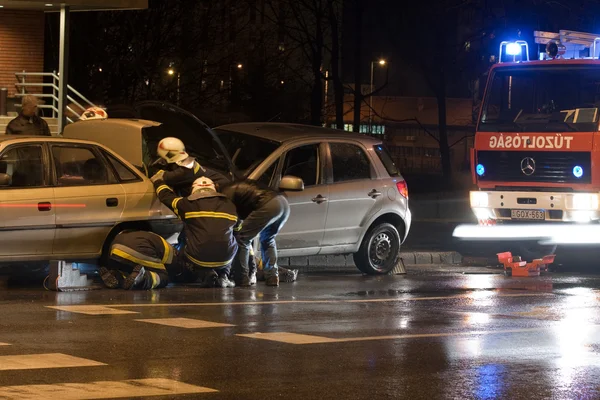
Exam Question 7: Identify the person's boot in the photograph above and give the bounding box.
[123,265,146,290]
[98,267,120,289]
[217,273,235,288]
[248,254,258,285]
[198,269,218,288]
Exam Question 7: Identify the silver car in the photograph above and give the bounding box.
[65,102,412,274]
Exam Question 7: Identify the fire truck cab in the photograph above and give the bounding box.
[469,30,600,256]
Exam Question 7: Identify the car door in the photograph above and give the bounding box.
[322,141,383,247]
[51,143,126,257]
[270,142,329,254]
[0,142,55,258]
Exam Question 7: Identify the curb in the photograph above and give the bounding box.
[279,251,463,273]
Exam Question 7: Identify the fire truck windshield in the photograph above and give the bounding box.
[479,65,600,133]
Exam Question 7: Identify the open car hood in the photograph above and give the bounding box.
[133,101,238,179]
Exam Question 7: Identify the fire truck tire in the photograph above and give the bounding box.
[510,243,557,261]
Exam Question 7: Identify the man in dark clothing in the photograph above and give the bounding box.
[98,230,176,290]
[152,174,238,288]
[6,95,51,136]
[221,180,291,287]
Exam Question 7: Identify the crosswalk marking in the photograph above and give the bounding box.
[46,305,139,315]
[0,353,106,371]
[0,378,217,399]
[135,318,235,329]
[238,328,547,345]
[46,292,553,315]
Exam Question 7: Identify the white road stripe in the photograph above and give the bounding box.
[0,378,217,399]
[238,328,547,345]
[0,353,106,371]
[0,343,10,346]
[46,292,553,314]
[135,318,235,329]
[46,306,139,315]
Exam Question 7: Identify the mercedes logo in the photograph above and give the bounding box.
[520,157,536,175]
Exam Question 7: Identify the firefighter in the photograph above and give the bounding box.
[154,137,230,197]
[221,180,291,287]
[151,173,238,288]
[98,230,176,290]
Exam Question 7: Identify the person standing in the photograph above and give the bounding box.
[6,95,51,136]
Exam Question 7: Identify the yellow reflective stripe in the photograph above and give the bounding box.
[172,197,182,216]
[185,252,233,268]
[185,211,237,222]
[156,185,170,195]
[159,236,171,265]
[110,248,167,270]
[148,271,159,289]
[234,222,243,231]
[194,162,201,174]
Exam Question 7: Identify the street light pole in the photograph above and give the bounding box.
[369,59,386,134]
[176,72,180,106]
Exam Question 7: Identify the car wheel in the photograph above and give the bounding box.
[353,222,401,275]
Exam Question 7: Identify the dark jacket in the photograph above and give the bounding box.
[220,180,281,220]
[6,114,51,136]
[154,179,238,268]
[161,157,230,197]
[111,230,175,269]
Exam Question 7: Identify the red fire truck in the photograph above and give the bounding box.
[467,30,600,258]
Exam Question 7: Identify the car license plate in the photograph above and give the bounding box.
[511,209,545,220]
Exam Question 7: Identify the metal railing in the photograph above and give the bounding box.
[14,71,98,124]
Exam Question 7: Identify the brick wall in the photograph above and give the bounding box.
[0,10,45,98]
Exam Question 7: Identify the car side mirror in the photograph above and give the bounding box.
[0,173,10,186]
[279,175,304,191]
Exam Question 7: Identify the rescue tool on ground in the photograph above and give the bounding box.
[454,29,600,258]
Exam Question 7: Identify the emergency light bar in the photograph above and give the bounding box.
[499,40,530,63]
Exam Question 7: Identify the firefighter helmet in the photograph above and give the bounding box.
[157,137,189,163]
[192,176,216,193]
[80,106,108,120]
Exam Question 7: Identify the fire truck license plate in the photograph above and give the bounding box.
[510,210,545,220]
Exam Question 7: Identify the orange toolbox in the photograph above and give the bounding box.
[496,252,555,277]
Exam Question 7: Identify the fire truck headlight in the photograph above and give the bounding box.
[470,191,489,208]
[573,165,583,178]
[506,42,521,56]
[572,194,599,210]
[476,164,485,176]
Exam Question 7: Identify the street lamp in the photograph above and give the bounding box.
[167,67,180,105]
[370,59,386,134]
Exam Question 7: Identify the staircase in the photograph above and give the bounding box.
[0,113,60,136]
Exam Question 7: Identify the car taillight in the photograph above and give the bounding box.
[396,180,408,198]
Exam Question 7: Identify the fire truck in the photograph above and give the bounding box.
[467,30,600,258]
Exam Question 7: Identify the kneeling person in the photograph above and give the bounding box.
[152,175,238,288]
[99,230,176,290]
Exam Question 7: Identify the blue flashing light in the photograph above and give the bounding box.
[573,165,583,179]
[506,42,521,56]
[476,164,485,176]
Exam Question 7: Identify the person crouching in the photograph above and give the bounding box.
[98,230,176,290]
[151,174,238,288]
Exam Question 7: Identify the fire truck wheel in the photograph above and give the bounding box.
[510,243,557,261]
[353,223,400,275]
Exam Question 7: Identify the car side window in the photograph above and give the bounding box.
[52,146,116,186]
[257,160,278,186]
[102,150,141,182]
[330,143,372,182]
[0,145,45,188]
[281,144,320,187]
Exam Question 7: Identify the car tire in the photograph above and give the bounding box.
[353,222,401,275]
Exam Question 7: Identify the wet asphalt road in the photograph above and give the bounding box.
[1,266,600,399]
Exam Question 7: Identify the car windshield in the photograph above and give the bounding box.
[479,65,600,133]
[214,129,280,177]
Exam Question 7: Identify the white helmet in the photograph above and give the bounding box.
[192,176,216,193]
[157,137,189,164]
[80,106,108,120]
